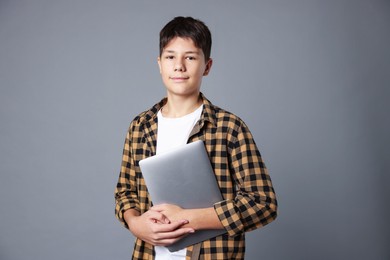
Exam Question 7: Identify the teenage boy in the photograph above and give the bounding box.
[115,16,278,259]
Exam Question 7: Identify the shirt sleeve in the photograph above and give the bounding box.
[213,121,278,236]
[114,124,140,229]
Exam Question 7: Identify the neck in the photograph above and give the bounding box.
[162,93,202,118]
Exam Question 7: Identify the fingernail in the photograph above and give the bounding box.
[189,229,195,233]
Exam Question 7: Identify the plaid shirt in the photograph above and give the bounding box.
[115,94,278,259]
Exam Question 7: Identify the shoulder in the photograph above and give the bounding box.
[127,97,166,129]
[209,103,247,130]
[127,110,147,130]
[204,101,255,144]
[202,94,245,128]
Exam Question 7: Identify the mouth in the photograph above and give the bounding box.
[170,76,189,81]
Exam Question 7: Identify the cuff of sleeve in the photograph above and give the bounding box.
[115,202,133,229]
[214,200,244,237]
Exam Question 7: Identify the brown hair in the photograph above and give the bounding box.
[159,16,212,61]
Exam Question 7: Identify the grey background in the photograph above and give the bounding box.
[0,0,389,259]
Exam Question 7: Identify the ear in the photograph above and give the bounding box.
[203,58,213,76]
[157,56,162,73]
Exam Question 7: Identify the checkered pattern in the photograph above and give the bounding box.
[115,93,278,259]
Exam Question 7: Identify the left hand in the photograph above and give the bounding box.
[151,204,224,231]
[150,204,187,224]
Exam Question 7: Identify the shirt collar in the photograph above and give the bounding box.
[138,92,217,127]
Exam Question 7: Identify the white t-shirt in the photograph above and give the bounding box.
[155,104,203,260]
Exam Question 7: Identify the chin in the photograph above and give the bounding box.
[167,88,200,97]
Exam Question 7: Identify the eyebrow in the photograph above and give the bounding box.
[163,50,200,55]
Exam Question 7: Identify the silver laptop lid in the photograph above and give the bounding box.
[139,140,226,251]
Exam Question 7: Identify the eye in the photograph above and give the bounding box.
[165,55,174,60]
[186,56,196,60]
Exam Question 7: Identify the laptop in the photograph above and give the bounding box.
[139,140,226,252]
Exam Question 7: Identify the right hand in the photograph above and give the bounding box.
[125,209,195,246]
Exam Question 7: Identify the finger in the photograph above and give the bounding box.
[154,219,190,232]
[145,210,170,224]
[152,227,195,245]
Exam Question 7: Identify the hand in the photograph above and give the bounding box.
[151,204,187,223]
[125,209,195,246]
[151,204,225,231]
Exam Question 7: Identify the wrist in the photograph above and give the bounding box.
[124,209,140,231]
[187,207,223,230]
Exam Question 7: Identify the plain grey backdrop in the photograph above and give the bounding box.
[0,0,389,259]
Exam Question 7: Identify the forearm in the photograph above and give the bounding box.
[184,207,224,230]
[123,209,140,230]
[214,192,278,236]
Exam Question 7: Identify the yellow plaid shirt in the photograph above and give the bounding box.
[115,94,278,259]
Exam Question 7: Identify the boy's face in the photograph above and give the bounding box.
[158,37,212,99]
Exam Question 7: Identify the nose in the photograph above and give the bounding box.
[174,59,186,72]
